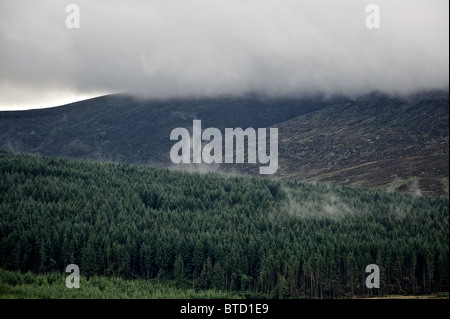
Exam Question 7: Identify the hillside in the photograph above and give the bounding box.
[0,91,448,196]
[0,151,448,298]
[275,91,449,196]
[0,94,337,163]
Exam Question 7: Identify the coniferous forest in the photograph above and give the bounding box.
[0,150,448,298]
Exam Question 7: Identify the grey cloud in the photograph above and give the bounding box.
[0,0,448,108]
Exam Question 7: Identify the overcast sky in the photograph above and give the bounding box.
[0,0,448,110]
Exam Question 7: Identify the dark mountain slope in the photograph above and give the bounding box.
[0,94,338,163]
[0,90,448,196]
[274,91,449,196]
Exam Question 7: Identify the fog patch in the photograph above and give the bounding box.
[282,186,353,220]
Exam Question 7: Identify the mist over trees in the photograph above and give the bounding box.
[0,151,448,298]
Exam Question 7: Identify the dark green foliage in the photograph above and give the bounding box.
[0,268,240,299]
[0,151,448,298]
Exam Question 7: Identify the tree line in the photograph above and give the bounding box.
[0,151,448,298]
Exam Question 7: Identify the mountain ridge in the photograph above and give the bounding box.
[0,90,448,196]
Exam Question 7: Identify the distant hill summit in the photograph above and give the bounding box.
[0,90,448,196]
